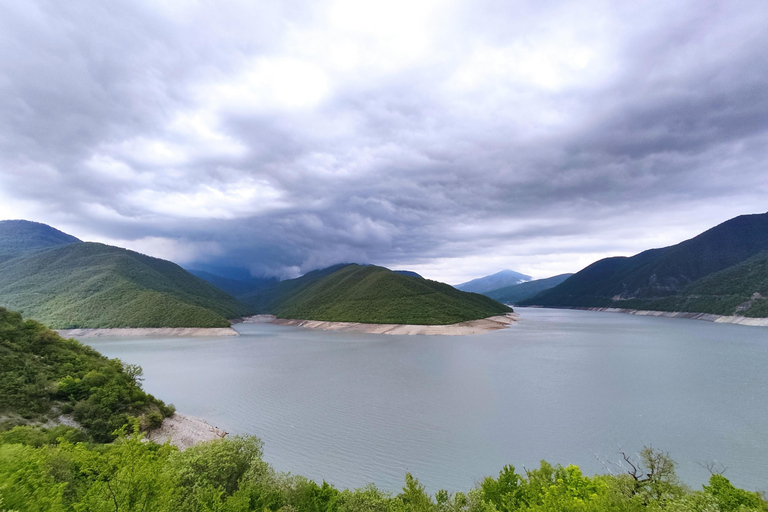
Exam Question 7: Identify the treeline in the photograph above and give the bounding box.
[0,307,174,442]
[0,432,765,512]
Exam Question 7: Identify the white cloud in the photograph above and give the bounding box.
[128,178,286,219]
[203,57,331,113]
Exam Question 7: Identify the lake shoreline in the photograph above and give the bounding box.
[56,327,239,338]
[147,413,227,450]
[242,313,519,335]
[581,307,768,327]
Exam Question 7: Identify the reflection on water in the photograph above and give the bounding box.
[86,308,768,493]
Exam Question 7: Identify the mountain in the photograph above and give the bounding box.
[484,274,573,304]
[0,235,252,328]
[243,263,512,325]
[240,263,351,313]
[188,269,279,297]
[522,212,768,317]
[393,270,423,279]
[455,269,532,294]
[0,219,81,263]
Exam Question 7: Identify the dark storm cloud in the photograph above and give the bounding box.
[1,0,766,282]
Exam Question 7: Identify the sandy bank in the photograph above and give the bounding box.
[56,327,239,338]
[249,313,519,335]
[147,413,227,450]
[587,308,768,327]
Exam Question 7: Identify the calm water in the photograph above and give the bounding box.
[85,308,768,493]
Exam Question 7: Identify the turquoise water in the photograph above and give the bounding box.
[86,308,768,493]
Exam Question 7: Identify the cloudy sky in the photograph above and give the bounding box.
[1,0,766,284]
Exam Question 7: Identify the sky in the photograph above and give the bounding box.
[0,0,766,284]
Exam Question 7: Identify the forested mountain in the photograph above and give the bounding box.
[243,264,512,325]
[522,212,768,317]
[455,269,532,294]
[484,274,573,304]
[0,227,252,328]
[0,219,80,263]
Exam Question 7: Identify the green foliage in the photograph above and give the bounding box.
[0,308,173,441]
[171,436,268,498]
[0,241,252,328]
[703,474,767,512]
[0,435,765,512]
[247,264,511,325]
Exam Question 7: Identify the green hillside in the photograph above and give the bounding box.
[0,219,80,263]
[484,274,573,304]
[613,252,768,317]
[245,264,512,325]
[0,308,173,441]
[0,242,252,328]
[240,263,351,312]
[523,212,768,316]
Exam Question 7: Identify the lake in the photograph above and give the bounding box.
[85,308,768,493]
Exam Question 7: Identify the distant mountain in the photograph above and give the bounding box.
[522,212,768,317]
[484,274,573,304]
[0,219,80,263]
[243,263,512,325]
[455,269,532,294]
[188,269,279,297]
[0,224,252,328]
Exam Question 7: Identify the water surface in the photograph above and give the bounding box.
[86,308,768,493]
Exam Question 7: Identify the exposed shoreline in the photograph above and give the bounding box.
[583,307,768,327]
[244,313,519,335]
[56,327,239,338]
[147,413,227,450]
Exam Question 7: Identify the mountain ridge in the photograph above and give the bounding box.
[0,219,81,263]
[522,212,768,317]
[0,222,252,328]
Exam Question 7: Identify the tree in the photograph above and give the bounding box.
[619,447,685,503]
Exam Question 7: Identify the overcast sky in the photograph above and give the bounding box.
[0,0,766,284]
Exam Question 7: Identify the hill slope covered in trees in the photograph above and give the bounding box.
[0,226,252,328]
[0,308,173,442]
[244,264,512,325]
[522,212,768,317]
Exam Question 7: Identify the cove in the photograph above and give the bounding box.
[85,308,768,493]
